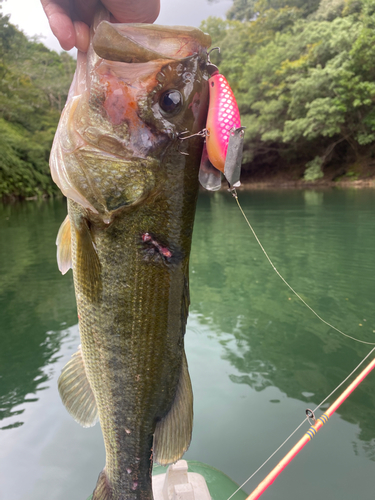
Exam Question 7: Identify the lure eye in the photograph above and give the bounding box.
[159,90,183,116]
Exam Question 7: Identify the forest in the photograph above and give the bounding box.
[1,0,375,199]
[0,9,75,200]
[204,0,375,182]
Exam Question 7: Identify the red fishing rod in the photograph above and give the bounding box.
[245,356,375,500]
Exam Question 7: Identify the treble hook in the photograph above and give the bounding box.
[177,129,208,155]
[179,129,208,141]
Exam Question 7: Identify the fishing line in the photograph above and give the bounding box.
[223,189,375,499]
[312,345,375,413]
[225,344,375,500]
[226,419,307,500]
[157,190,373,499]
[231,190,375,346]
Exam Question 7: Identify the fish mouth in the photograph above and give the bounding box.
[93,21,211,63]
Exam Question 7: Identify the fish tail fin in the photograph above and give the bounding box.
[92,470,113,500]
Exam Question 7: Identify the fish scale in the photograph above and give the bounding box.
[72,213,169,496]
[66,154,198,498]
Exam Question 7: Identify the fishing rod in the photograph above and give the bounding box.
[244,355,375,500]
[219,191,375,500]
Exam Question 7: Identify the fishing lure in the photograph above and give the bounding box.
[202,69,245,190]
[205,72,241,173]
[180,63,245,191]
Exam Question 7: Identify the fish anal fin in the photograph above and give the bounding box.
[58,346,99,428]
[92,470,113,500]
[153,352,193,465]
[56,215,72,275]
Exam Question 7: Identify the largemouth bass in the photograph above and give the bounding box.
[50,12,212,500]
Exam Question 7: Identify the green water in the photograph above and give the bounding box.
[1,189,375,500]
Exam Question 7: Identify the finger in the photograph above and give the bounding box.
[101,0,160,23]
[74,0,100,26]
[74,21,91,52]
[41,0,76,51]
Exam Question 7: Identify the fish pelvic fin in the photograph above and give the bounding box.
[58,346,99,428]
[56,215,72,275]
[153,351,193,465]
[92,470,113,500]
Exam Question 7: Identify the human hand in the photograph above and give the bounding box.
[41,0,160,52]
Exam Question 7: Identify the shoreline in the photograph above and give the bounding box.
[2,177,375,204]
[230,176,375,191]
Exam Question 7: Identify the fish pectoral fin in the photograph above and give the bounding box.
[56,215,72,275]
[58,346,99,428]
[153,351,193,465]
[74,216,101,291]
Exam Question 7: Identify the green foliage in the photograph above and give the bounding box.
[226,0,321,20]
[226,0,257,21]
[0,119,59,198]
[0,14,75,199]
[314,0,347,20]
[201,0,375,177]
[256,0,321,17]
[304,156,324,181]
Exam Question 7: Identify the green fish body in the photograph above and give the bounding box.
[51,13,211,500]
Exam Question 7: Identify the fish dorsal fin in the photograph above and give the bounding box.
[56,215,72,275]
[153,352,193,465]
[58,346,99,428]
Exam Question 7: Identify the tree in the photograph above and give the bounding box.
[226,0,257,21]
[202,0,375,177]
[0,14,75,199]
[226,0,321,21]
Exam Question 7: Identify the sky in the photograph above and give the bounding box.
[3,0,232,56]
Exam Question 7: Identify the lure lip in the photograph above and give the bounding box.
[223,125,245,188]
[207,64,219,76]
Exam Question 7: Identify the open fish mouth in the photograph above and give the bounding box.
[92,21,211,63]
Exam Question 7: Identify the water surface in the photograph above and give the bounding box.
[1,189,375,500]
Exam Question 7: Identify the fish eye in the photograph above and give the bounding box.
[159,90,183,116]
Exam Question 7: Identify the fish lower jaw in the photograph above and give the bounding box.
[102,212,113,225]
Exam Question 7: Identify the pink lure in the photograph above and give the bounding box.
[205,73,241,173]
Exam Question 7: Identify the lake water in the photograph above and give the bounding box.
[1,188,375,500]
